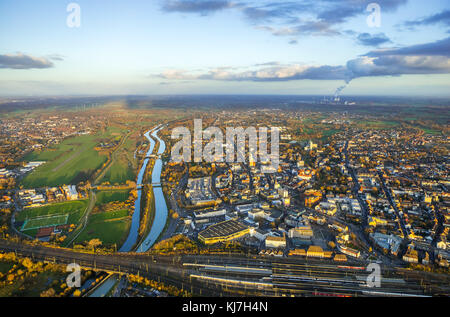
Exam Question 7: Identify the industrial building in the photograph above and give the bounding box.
[198,219,250,244]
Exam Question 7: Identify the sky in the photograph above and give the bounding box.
[0,0,449,97]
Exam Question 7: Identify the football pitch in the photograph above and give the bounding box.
[21,214,69,231]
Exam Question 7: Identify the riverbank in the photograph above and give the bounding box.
[119,126,159,252]
[135,184,156,252]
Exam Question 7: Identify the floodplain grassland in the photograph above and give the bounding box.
[73,209,131,247]
[97,130,140,185]
[20,126,128,188]
[95,189,131,206]
[74,188,133,247]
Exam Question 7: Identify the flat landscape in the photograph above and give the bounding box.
[20,126,129,188]
[95,190,131,206]
[73,209,131,247]
[21,135,107,188]
[97,132,139,185]
[0,0,449,302]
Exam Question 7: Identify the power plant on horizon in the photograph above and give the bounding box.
[319,85,356,105]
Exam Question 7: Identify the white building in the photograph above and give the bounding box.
[265,236,286,249]
[288,225,314,240]
[250,228,269,241]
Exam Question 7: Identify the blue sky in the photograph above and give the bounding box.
[0,0,449,96]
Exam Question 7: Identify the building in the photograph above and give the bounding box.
[194,209,226,219]
[304,189,322,207]
[307,245,325,258]
[63,185,78,200]
[368,216,388,227]
[422,252,430,265]
[250,228,269,241]
[235,203,256,214]
[198,220,249,244]
[334,254,348,262]
[304,140,317,151]
[248,208,282,222]
[265,235,286,249]
[403,248,419,263]
[186,177,219,206]
[316,201,337,216]
[288,249,306,257]
[288,225,314,240]
[338,245,361,258]
[370,232,402,256]
[191,215,226,230]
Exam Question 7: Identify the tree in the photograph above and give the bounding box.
[6,274,14,282]
[40,288,56,297]
[72,289,82,297]
[87,238,102,252]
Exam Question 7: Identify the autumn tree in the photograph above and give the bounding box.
[87,238,102,252]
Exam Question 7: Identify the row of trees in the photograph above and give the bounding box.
[127,274,191,297]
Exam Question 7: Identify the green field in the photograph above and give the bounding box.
[320,128,340,140]
[74,209,131,246]
[355,120,400,129]
[20,127,127,188]
[421,128,442,135]
[21,214,68,231]
[95,190,131,206]
[17,200,88,229]
[97,133,138,184]
[98,161,135,185]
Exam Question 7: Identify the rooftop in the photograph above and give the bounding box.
[199,219,248,239]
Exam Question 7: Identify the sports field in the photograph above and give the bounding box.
[17,200,88,231]
[21,214,69,231]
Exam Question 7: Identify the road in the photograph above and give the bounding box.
[63,189,97,247]
[343,141,369,228]
[342,141,384,259]
[377,170,409,240]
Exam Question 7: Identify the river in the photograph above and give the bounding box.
[119,126,158,252]
[90,125,168,296]
[136,126,168,252]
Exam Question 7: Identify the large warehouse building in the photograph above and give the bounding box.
[198,219,250,244]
